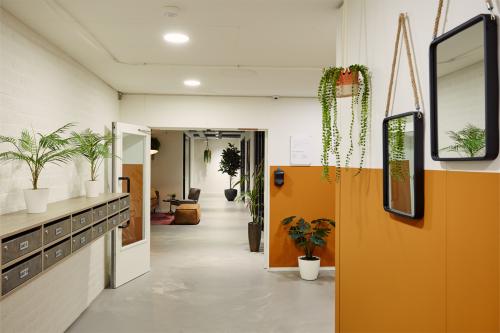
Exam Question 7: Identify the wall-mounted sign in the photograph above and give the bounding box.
[290,135,312,166]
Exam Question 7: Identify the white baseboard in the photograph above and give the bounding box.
[267,266,336,272]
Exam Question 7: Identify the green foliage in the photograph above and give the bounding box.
[281,216,335,260]
[388,117,407,180]
[203,140,211,163]
[236,162,264,224]
[218,143,241,189]
[441,124,486,158]
[0,123,76,189]
[71,129,113,181]
[318,65,371,181]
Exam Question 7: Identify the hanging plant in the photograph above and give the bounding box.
[387,117,407,180]
[203,140,212,163]
[318,64,371,180]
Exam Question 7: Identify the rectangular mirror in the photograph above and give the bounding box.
[430,14,498,160]
[383,112,424,219]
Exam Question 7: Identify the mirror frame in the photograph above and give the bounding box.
[430,14,498,161]
[383,112,424,219]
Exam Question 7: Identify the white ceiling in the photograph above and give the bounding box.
[2,0,340,97]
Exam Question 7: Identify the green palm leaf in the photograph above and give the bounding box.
[0,123,75,189]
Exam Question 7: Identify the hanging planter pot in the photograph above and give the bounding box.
[319,65,371,180]
[336,68,359,98]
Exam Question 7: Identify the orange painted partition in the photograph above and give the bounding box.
[269,166,335,268]
[336,168,499,331]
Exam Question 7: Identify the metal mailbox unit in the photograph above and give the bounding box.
[0,193,130,298]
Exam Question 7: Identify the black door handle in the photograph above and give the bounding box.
[118,220,130,229]
[118,176,130,193]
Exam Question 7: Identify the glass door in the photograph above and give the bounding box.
[111,122,151,288]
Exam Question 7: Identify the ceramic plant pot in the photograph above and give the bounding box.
[23,188,49,213]
[298,256,321,281]
[336,69,359,98]
[85,180,100,198]
[248,222,262,252]
[224,188,237,201]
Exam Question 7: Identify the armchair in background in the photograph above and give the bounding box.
[166,188,201,207]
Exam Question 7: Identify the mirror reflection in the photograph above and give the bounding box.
[436,22,486,158]
[387,114,415,216]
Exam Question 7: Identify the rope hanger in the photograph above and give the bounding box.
[385,13,421,118]
[433,0,496,40]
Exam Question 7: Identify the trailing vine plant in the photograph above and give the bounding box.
[203,140,212,163]
[387,117,407,180]
[318,64,371,180]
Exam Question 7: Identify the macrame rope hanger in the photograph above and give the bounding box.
[385,13,421,118]
[433,0,496,40]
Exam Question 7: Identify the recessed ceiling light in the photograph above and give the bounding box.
[184,79,201,87]
[163,33,189,44]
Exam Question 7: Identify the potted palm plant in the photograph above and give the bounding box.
[281,216,335,280]
[71,129,113,198]
[441,124,486,157]
[218,143,241,201]
[236,163,264,252]
[0,123,76,213]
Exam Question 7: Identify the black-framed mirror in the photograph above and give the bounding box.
[383,112,424,219]
[430,14,498,161]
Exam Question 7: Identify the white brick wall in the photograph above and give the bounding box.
[0,8,118,333]
[0,8,119,215]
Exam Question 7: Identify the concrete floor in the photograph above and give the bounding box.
[68,195,334,333]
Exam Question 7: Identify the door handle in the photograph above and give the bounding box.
[118,220,131,229]
[118,176,130,193]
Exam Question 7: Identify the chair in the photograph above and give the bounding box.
[164,188,201,208]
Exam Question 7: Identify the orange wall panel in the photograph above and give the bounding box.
[336,168,499,331]
[446,171,499,331]
[269,166,335,268]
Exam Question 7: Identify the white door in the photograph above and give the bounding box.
[111,122,151,288]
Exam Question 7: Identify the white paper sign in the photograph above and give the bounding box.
[290,135,312,165]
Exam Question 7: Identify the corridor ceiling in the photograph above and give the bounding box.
[2,0,340,97]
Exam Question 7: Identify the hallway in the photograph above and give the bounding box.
[68,194,334,333]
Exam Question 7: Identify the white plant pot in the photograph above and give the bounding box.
[298,256,321,281]
[85,180,100,198]
[23,188,49,214]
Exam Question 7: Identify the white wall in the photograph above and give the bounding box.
[0,9,118,332]
[191,138,241,195]
[0,9,119,214]
[119,95,327,167]
[337,0,500,173]
[151,130,184,211]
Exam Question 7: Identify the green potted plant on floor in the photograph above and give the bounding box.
[71,129,113,198]
[236,163,264,252]
[281,216,335,280]
[218,143,241,201]
[0,123,76,213]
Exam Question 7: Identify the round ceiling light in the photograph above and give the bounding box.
[184,79,201,87]
[163,32,189,44]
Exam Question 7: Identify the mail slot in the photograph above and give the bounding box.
[2,253,42,295]
[119,209,130,223]
[120,196,130,209]
[108,200,119,215]
[72,209,93,232]
[43,239,71,269]
[92,221,107,239]
[72,228,92,252]
[43,217,71,245]
[2,227,42,265]
[107,213,120,229]
[93,204,107,222]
